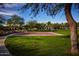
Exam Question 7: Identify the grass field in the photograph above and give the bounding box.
[5,30,79,56]
[54,29,79,35]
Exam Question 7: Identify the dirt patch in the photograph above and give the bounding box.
[15,32,63,36]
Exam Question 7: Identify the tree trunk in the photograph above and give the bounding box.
[65,3,78,55]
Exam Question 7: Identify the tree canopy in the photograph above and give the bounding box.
[7,15,24,26]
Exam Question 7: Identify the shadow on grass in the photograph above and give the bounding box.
[6,45,39,56]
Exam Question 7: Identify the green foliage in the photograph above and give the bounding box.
[24,20,69,31]
[53,29,70,36]
[6,15,25,32]
[7,15,24,26]
[0,15,5,26]
[22,4,65,17]
[25,20,38,31]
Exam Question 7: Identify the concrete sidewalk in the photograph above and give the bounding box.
[0,34,18,56]
[0,36,11,56]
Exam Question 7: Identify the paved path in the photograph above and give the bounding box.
[0,36,11,56]
[0,32,62,56]
[0,34,17,56]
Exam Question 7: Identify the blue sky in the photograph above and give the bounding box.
[19,9,66,23]
[18,8,79,23]
[0,4,79,24]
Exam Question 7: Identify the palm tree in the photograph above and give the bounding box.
[21,3,79,54]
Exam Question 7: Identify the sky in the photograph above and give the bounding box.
[0,3,79,24]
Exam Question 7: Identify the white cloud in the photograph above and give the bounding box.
[0,10,19,16]
[0,4,23,16]
[0,12,15,16]
[4,4,18,8]
[3,4,24,9]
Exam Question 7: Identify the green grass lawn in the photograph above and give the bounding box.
[53,29,70,35]
[54,29,79,36]
[5,29,79,56]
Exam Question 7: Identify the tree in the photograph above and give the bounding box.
[7,15,24,31]
[26,20,38,31]
[65,4,78,54]
[0,15,5,26]
[38,23,46,31]
[52,23,61,30]
[21,3,79,54]
[46,21,53,31]
[0,15,6,35]
[60,23,69,30]
[0,15,6,30]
